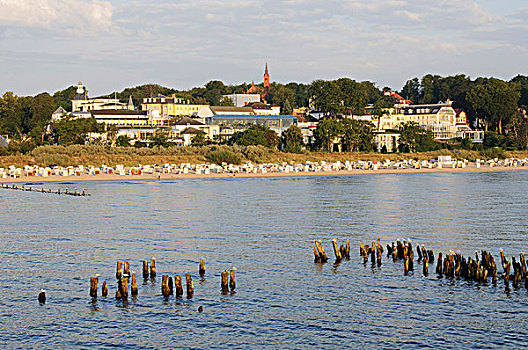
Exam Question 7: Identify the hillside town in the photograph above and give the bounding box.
[40,65,485,153]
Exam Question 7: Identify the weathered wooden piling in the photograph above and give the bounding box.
[186,273,194,298]
[199,257,206,275]
[38,289,46,304]
[142,260,149,278]
[360,241,365,257]
[520,251,527,278]
[436,253,443,275]
[102,281,108,296]
[175,275,183,297]
[332,239,342,262]
[168,276,174,295]
[500,249,507,271]
[230,268,236,290]
[504,261,511,287]
[123,261,130,277]
[345,239,350,260]
[150,258,157,277]
[221,269,229,292]
[116,261,122,279]
[423,256,429,276]
[121,277,129,298]
[313,245,321,263]
[90,276,98,298]
[161,275,171,297]
[417,246,423,261]
[314,240,328,263]
[131,273,138,296]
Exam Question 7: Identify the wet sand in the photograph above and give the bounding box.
[1,164,527,184]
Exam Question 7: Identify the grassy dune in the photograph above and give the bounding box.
[0,145,527,168]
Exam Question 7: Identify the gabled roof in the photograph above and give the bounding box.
[297,114,318,123]
[53,107,67,115]
[180,127,205,134]
[174,117,204,125]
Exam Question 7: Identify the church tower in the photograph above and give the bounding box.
[263,63,270,100]
[263,63,270,92]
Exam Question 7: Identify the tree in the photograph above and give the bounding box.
[53,116,103,145]
[27,93,55,143]
[116,135,131,147]
[149,129,171,147]
[398,122,437,152]
[0,92,23,138]
[400,77,422,103]
[466,78,519,134]
[314,119,343,151]
[229,124,279,148]
[280,125,304,153]
[203,80,228,105]
[191,132,208,146]
[309,80,343,116]
[341,119,375,152]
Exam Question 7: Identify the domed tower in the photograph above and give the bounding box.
[72,81,88,112]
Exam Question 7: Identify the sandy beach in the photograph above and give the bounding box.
[1,164,527,184]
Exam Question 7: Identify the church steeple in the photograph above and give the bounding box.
[263,62,270,96]
[127,95,134,110]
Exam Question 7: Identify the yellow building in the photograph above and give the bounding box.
[141,95,209,123]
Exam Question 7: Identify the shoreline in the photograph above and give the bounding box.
[1,165,527,184]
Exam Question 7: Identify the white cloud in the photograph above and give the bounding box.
[0,0,112,33]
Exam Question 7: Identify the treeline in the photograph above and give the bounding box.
[1,74,528,154]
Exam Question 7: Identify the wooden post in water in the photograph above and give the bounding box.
[131,273,138,296]
[142,260,149,278]
[199,257,206,276]
[102,281,108,296]
[168,276,174,295]
[175,275,183,297]
[360,242,365,257]
[161,275,170,297]
[314,240,328,263]
[423,256,429,277]
[221,270,229,292]
[345,239,350,260]
[230,268,236,291]
[520,251,527,278]
[332,239,342,263]
[150,258,156,277]
[121,277,129,299]
[116,261,122,279]
[313,245,321,263]
[186,273,194,298]
[436,253,443,275]
[90,277,98,298]
[38,289,46,304]
[504,261,511,287]
[123,261,130,277]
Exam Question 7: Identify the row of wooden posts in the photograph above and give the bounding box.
[313,238,350,263]
[1,183,88,196]
[359,237,528,290]
[88,257,237,300]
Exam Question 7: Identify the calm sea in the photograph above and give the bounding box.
[1,171,528,349]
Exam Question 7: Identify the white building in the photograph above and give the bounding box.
[223,93,261,107]
[71,82,130,113]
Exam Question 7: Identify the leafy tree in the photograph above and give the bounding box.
[400,77,421,103]
[466,78,519,134]
[116,135,132,147]
[53,86,77,112]
[27,93,55,142]
[229,124,279,148]
[191,132,209,146]
[314,119,343,151]
[341,119,375,152]
[398,122,437,152]
[0,92,23,138]
[309,80,343,116]
[280,125,304,153]
[203,80,228,105]
[53,116,103,145]
[149,129,171,147]
[269,83,295,113]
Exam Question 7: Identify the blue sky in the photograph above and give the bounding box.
[0,0,527,96]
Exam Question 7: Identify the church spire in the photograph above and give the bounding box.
[263,62,270,98]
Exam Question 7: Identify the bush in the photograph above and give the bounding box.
[205,147,242,165]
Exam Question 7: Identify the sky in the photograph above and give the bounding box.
[0,0,527,96]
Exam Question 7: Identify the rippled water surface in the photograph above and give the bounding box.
[1,171,528,349]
